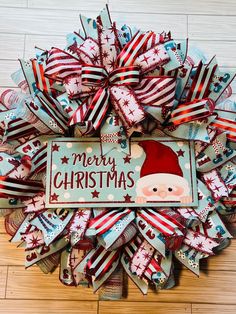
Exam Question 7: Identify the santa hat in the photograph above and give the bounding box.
[136,140,189,192]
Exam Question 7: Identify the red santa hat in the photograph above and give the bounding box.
[136,140,189,192]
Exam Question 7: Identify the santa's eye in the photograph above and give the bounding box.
[168,187,173,192]
[153,188,157,192]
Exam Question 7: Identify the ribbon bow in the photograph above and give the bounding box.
[69,64,144,132]
[45,27,171,134]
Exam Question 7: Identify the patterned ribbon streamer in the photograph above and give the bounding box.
[0,177,44,198]
[169,98,215,126]
[137,208,185,236]
[86,246,120,280]
[88,208,132,236]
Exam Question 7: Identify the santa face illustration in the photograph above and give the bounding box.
[135,140,192,204]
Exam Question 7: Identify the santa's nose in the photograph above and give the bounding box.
[158,190,167,199]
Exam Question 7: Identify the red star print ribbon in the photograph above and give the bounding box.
[183,230,218,254]
[129,239,155,277]
[123,236,165,285]
[69,209,91,246]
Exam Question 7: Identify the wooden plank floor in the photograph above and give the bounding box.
[0,1,236,313]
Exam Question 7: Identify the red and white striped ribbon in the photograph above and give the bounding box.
[81,65,140,86]
[32,58,52,94]
[80,87,110,132]
[30,145,47,175]
[45,47,81,81]
[169,98,215,126]
[134,77,176,107]
[222,189,236,207]
[68,98,90,126]
[36,92,68,133]
[211,114,236,142]
[109,66,140,85]
[137,208,184,236]
[86,246,120,279]
[0,177,44,198]
[88,208,132,235]
[7,118,37,141]
[124,235,142,257]
[69,65,141,131]
[144,256,163,281]
[116,31,153,67]
[186,60,217,102]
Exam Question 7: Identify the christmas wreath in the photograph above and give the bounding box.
[0,6,236,299]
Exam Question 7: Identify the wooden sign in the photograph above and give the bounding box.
[45,137,198,208]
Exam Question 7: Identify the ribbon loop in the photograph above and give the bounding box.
[45,47,81,81]
[168,98,215,126]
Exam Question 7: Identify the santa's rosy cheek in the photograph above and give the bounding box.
[142,186,153,196]
[170,186,184,196]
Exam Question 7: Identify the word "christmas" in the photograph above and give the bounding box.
[53,152,135,190]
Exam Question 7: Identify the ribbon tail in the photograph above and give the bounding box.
[136,215,166,257]
[175,244,205,276]
[44,47,81,81]
[134,77,176,108]
[130,239,154,277]
[60,249,75,286]
[121,237,149,294]
[99,266,123,300]
[183,229,218,255]
[138,208,184,237]
[69,88,109,134]
[100,110,130,155]
[75,87,109,133]
[97,211,135,250]
[85,246,120,289]
[87,208,133,236]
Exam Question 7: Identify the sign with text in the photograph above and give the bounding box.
[45,138,198,208]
